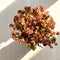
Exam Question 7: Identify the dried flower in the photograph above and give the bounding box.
[9,6,60,50]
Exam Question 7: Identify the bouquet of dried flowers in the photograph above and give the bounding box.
[9,6,60,50]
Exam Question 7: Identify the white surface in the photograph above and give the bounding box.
[21,46,44,60]
[0,0,15,12]
[47,0,60,31]
[0,38,14,50]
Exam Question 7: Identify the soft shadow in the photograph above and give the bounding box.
[31,36,60,60]
[0,41,30,60]
[29,0,57,9]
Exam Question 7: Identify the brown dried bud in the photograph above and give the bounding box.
[56,32,60,35]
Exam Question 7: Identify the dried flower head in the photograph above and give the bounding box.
[9,6,60,50]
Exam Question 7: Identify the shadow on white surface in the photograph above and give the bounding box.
[31,36,60,60]
[0,38,30,60]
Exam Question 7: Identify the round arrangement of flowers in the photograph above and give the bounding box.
[9,6,60,50]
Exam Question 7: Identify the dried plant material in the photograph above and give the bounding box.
[9,6,60,50]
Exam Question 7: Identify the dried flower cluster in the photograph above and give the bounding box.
[9,6,60,50]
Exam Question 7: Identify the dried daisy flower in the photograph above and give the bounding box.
[9,6,60,50]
